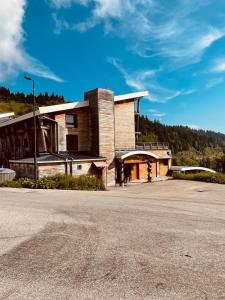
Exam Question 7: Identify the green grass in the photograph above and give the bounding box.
[173,172,225,184]
[0,100,32,116]
[0,174,106,191]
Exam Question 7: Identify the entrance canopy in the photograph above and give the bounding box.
[116,150,159,161]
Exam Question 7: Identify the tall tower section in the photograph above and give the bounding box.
[84,88,115,185]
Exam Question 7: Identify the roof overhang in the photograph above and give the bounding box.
[114,91,149,102]
[116,150,159,160]
[0,101,89,128]
[0,112,14,123]
[0,90,149,128]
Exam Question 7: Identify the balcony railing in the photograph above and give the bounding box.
[136,142,169,150]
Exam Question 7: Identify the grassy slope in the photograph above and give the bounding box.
[0,100,33,116]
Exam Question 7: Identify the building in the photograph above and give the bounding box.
[0,88,172,186]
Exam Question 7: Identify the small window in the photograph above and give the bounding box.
[77,165,82,170]
[66,114,77,128]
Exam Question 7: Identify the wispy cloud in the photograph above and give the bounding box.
[49,0,89,9]
[49,0,225,66]
[210,58,225,74]
[148,109,166,119]
[0,0,63,83]
[108,57,196,103]
[206,77,224,88]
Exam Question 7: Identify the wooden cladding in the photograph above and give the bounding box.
[0,117,57,167]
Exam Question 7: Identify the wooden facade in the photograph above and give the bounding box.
[0,116,57,167]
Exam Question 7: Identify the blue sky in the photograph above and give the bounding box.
[1,0,225,133]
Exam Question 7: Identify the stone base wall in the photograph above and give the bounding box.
[9,161,107,186]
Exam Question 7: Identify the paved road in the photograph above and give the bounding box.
[0,180,225,299]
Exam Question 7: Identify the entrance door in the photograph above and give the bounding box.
[66,135,78,152]
[130,163,140,181]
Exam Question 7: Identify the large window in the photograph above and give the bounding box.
[66,114,77,128]
[66,135,78,152]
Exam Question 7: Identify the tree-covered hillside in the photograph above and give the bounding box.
[138,116,225,153]
[0,86,66,116]
[138,116,225,172]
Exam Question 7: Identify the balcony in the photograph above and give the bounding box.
[136,142,169,150]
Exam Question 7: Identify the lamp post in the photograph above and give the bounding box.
[24,75,37,181]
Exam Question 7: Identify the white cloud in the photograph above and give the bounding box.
[210,58,225,73]
[206,77,224,89]
[49,0,225,66]
[49,0,89,9]
[148,109,166,119]
[0,0,63,83]
[108,57,196,103]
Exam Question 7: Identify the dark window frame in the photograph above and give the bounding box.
[66,114,78,128]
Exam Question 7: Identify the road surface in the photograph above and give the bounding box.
[0,180,224,299]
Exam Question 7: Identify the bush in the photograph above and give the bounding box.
[0,174,106,191]
[173,172,225,184]
[0,180,22,188]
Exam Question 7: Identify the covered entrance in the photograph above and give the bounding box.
[116,150,159,185]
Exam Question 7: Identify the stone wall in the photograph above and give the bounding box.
[85,88,115,186]
[114,100,136,151]
[9,161,107,185]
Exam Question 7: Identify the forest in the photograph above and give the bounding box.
[138,116,225,172]
[1,86,224,172]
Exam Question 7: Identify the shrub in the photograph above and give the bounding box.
[0,180,22,188]
[0,174,106,191]
[173,172,225,184]
[74,175,106,191]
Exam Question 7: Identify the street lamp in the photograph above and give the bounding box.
[24,75,37,181]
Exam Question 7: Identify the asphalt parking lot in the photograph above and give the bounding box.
[0,180,225,299]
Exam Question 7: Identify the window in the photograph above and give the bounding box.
[66,114,77,128]
[66,135,78,152]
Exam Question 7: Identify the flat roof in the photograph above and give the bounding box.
[0,90,148,128]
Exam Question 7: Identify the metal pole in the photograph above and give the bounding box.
[32,80,37,181]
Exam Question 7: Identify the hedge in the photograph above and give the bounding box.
[0,174,106,191]
[173,172,225,184]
